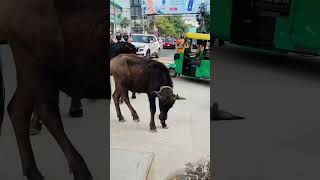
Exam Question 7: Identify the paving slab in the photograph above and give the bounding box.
[110,148,154,180]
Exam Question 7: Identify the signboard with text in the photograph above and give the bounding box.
[142,0,204,15]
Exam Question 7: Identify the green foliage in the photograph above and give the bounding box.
[154,16,188,37]
[196,3,210,33]
[120,17,130,30]
[166,16,189,36]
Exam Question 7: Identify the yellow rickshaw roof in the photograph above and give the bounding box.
[185,32,210,40]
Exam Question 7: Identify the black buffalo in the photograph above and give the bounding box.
[30,42,137,135]
[110,54,186,132]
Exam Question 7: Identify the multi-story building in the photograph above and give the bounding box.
[130,0,144,34]
[110,0,124,36]
[120,0,132,33]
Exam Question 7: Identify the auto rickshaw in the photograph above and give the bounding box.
[168,32,210,80]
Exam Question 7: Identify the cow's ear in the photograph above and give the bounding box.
[175,94,186,100]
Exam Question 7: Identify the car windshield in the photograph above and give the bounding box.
[164,38,174,42]
[132,35,149,43]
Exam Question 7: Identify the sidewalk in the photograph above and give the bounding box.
[110,76,210,180]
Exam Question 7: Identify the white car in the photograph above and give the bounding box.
[131,34,161,58]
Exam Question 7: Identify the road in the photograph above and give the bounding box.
[111,48,210,180]
[154,48,176,65]
[159,48,176,59]
[212,44,320,180]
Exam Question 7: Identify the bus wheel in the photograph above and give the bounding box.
[169,68,177,77]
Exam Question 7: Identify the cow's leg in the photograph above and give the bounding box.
[36,87,92,180]
[121,89,139,122]
[112,83,125,122]
[147,93,157,132]
[131,92,136,99]
[8,91,44,180]
[69,97,83,117]
[30,108,43,136]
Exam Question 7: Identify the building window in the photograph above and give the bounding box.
[131,0,141,6]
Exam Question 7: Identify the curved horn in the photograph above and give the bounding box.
[159,86,173,93]
[152,91,160,96]
[175,94,186,100]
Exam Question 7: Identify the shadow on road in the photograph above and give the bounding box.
[174,76,210,86]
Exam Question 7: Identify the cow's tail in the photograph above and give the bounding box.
[0,53,4,135]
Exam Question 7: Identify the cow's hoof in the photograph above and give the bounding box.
[162,126,169,129]
[133,118,140,122]
[69,108,83,117]
[161,122,168,129]
[119,119,126,122]
[150,129,157,133]
[26,171,44,180]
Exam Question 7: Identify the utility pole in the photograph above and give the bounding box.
[153,15,156,32]
[140,4,145,34]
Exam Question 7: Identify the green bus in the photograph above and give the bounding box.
[211,0,320,56]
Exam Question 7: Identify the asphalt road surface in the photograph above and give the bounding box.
[159,48,176,58]
[212,44,320,180]
[0,45,109,180]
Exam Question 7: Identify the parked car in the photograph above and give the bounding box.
[162,37,176,49]
[131,34,161,58]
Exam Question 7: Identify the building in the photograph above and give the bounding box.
[119,0,132,33]
[130,0,144,34]
[110,0,124,36]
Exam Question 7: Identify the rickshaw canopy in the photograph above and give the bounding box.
[185,32,210,41]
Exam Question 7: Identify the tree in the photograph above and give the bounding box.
[196,3,210,33]
[120,17,130,31]
[167,16,189,37]
[155,17,176,37]
[154,16,188,37]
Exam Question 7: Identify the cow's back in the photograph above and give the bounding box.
[2,0,108,99]
[111,54,169,93]
[110,55,131,79]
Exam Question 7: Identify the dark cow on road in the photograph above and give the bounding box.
[0,0,108,180]
[111,54,186,132]
[30,41,137,135]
